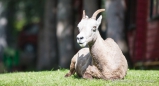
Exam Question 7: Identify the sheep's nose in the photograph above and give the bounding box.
[77,35,84,40]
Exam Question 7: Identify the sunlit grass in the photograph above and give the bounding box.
[0,69,159,86]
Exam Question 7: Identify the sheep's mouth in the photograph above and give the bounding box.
[79,42,83,44]
[78,42,87,47]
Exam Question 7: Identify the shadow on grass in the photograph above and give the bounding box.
[72,74,82,79]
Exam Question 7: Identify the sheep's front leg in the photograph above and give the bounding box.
[65,55,77,77]
[65,65,75,77]
[83,65,103,79]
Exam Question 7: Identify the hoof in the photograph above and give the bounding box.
[83,73,93,79]
[65,73,71,77]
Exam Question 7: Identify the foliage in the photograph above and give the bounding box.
[0,69,159,86]
[0,0,44,33]
[3,47,19,68]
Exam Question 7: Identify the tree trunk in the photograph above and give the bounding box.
[83,0,100,17]
[0,1,7,60]
[57,0,75,68]
[105,0,132,68]
[105,0,128,53]
[37,0,58,70]
[6,0,16,48]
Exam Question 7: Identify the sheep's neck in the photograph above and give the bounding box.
[88,31,100,47]
[88,31,103,50]
[88,31,105,71]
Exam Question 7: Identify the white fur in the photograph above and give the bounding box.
[76,9,128,80]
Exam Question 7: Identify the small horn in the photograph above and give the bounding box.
[82,10,86,19]
[91,9,105,19]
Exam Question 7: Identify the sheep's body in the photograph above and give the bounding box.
[76,9,128,80]
[84,32,128,80]
[65,48,92,77]
[65,38,127,80]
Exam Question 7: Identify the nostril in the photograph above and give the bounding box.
[80,37,84,40]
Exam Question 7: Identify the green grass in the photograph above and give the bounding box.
[0,69,159,86]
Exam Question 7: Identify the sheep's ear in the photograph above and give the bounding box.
[96,15,102,27]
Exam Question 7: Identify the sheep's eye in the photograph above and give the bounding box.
[92,26,96,32]
[93,26,96,28]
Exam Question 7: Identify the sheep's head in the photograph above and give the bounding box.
[77,9,105,47]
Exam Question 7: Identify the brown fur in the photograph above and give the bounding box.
[65,37,128,80]
[83,32,128,80]
[66,9,128,80]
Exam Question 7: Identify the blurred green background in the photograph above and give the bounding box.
[0,0,159,72]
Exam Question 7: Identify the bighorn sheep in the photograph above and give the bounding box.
[76,9,128,80]
[65,48,92,77]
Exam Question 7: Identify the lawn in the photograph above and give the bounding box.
[0,69,159,86]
